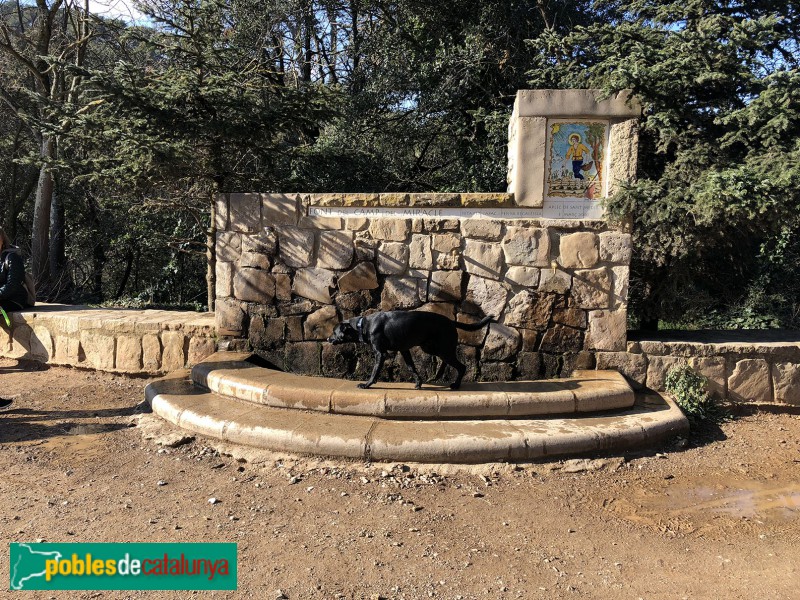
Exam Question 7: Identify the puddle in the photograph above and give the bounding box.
[660,482,800,520]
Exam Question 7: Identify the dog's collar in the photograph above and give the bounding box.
[356,316,368,343]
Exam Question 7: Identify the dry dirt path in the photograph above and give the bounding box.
[0,359,798,599]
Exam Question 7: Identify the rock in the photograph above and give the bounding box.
[409,234,434,269]
[460,219,503,240]
[772,362,800,405]
[504,290,555,331]
[418,302,456,320]
[354,238,377,262]
[215,261,233,298]
[274,273,292,302]
[208,497,220,504]
[381,276,422,310]
[585,309,627,352]
[483,324,521,361]
[596,351,648,388]
[728,359,772,403]
[501,226,550,267]
[293,267,336,304]
[242,230,278,255]
[559,232,599,268]
[538,269,572,294]
[464,276,509,319]
[429,270,462,302]
[646,355,684,391]
[540,324,583,353]
[338,262,379,293]
[368,219,409,242]
[432,233,461,270]
[572,268,612,309]
[516,352,542,379]
[377,242,410,275]
[234,268,276,303]
[611,266,629,307]
[216,231,241,263]
[689,356,727,399]
[456,313,490,346]
[552,307,587,329]
[316,230,354,270]
[277,226,315,268]
[480,361,514,382]
[285,342,322,375]
[240,251,270,270]
[505,266,540,288]
[599,231,632,264]
[303,306,339,340]
[463,239,504,281]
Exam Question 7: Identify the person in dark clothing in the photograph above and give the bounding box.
[0,227,32,409]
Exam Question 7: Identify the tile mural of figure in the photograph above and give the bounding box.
[547,120,608,200]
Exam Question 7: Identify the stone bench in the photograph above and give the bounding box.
[0,304,216,375]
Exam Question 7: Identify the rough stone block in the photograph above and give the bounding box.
[240,252,271,270]
[234,268,276,304]
[418,302,456,320]
[516,352,542,379]
[188,337,216,366]
[338,262,379,293]
[596,351,647,388]
[377,242,410,275]
[501,226,550,267]
[464,276,509,319]
[608,119,639,196]
[316,230,355,270]
[378,193,410,207]
[432,232,461,270]
[409,234,434,270]
[368,219,409,242]
[262,193,299,226]
[772,362,800,405]
[646,355,684,391]
[215,261,233,298]
[215,194,229,230]
[250,316,285,349]
[599,231,632,264]
[335,291,373,317]
[322,342,357,378]
[463,239,504,281]
[504,290,554,331]
[381,277,422,310]
[277,226,315,268]
[142,334,162,371]
[354,238,377,262]
[242,229,278,255]
[572,268,612,309]
[505,266,540,288]
[481,361,514,382]
[228,193,261,233]
[429,270,462,302]
[559,232,599,269]
[507,116,547,207]
[456,313,490,346]
[611,266,629,308]
[216,298,245,336]
[53,335,81,364]
[585,309,627,352]
[30,325,53,361]
[483,323,521,361]
[161,331,187,372]
[538,269,572,294]
[409,193,460,207]
[116,335,143,371]
[728,359,772,403]
[460,219,503,240]
[299,215,342,230]
[285,342,321,376]
[552,307,587,329]
[689,356,727,399]
[540,324,583,353]
[304,305,339,340]
[216,231,241,263]
[79,330,115,370]
[293,268,336,304]
[274,274,292,302]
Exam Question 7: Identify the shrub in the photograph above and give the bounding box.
[664,364,728,427]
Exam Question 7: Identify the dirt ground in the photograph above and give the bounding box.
[0,358,798,599]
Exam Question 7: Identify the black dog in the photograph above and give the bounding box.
[328,310,494,390]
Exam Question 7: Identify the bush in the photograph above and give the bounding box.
[664,364,728,427]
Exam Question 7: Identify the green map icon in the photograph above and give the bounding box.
[10,543,63,590]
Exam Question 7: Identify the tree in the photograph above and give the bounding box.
[527,0,800,328]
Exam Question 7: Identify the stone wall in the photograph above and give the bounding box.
[0,305,216,374]
[215,192,631,382]
[598,332,800,406]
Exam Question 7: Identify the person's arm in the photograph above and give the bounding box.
[0,252,26,300]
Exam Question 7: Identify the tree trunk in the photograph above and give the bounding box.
[207,191,216,312]
[31,134,55,286]
[49,185,69,299]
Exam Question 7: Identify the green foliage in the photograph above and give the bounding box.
[664,364,728,427]
[527,0,800,328]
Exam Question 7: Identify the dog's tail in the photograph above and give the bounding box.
[453,316,495,331]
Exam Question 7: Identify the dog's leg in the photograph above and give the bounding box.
[400,350,423,389]
[431,359,448,382]
[358,350,385,389]
[438,350,467,390]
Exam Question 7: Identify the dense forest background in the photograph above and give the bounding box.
[1,0,798,329]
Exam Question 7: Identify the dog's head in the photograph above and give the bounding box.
[327,321,360,344]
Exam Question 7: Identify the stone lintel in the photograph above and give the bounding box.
[513,89,641,119]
